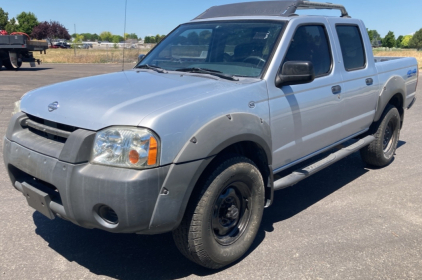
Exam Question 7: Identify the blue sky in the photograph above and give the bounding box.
[1,0,420,38]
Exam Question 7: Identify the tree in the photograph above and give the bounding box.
[382,31,396,48]
[127,33,138,40]
[16,12,39,35]
[155,34,163,43]
[100,31,113,42]
[74,34,84,43]
[410,28,422,50]
[80,33,92,41]
[396,35,404,48]
[144,36,156,43]
[5,17,18,34]
[73,34,84,49]
[0,8,8,30]
[367,29,382,47]
[401,35,413,48]
[112,35,123,43]
[113,37,119,48]
[31,21,71,45]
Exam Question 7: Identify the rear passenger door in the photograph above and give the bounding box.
[328,19,380,139]
[267,19,345,170]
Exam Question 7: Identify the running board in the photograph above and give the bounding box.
[273,136,375,191]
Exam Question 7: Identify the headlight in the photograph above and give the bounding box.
[12,100,21,115]
[91,127,160,169]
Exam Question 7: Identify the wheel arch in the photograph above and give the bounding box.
[173,113,272,165]
[146,113,274,233]
[374,75,406,123]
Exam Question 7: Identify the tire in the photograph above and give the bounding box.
[3,59,21,70]
[360,104,401,167]
[173,156,265,269]
[0,59,3,70]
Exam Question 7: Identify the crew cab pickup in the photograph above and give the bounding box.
[3,0,418,269]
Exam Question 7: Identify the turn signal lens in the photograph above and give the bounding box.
[147,137,158,166]
[129,150,139,164]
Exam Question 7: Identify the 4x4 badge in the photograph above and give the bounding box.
[48,101,59,112]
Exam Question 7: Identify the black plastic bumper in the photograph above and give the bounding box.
[3,137,171,233]
[3,113,213,234]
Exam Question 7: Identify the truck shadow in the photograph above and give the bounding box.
[3,68,53,72]
[32,141,406,279]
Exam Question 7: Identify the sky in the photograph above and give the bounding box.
[1,0,420,39]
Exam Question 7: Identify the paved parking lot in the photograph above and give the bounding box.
[0,64,421,279]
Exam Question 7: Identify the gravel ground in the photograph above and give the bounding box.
[0,64,421,280]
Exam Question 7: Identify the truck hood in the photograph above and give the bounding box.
[20,70,243,131]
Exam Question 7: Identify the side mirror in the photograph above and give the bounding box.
[138,54,146,63]
[275,61,315,88]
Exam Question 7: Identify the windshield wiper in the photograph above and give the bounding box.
[136,64,168,73]
[175,67,239,81]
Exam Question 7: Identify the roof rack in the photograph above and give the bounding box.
[298,1,349,17]
[194,0,350,20]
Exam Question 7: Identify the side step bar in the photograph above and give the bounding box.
[273,136,375,191]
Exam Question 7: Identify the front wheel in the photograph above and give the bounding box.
[173,156,265,269]
[360,104,401,167]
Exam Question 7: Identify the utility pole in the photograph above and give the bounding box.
[74,24,77,56]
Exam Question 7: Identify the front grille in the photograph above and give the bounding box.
[24,114,78,143]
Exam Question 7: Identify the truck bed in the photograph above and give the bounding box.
[0,35,48,51]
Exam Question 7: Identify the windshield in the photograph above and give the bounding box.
[137,21,285,78]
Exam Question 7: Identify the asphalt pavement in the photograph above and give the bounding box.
[0,64,421,280]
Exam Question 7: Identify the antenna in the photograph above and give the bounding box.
[122,0,128,71]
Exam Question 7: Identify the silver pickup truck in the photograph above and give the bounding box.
[3,0,419,269]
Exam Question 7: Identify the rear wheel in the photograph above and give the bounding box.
[360,105,401,167]
[3,59,22,70]
[173,156,265,269]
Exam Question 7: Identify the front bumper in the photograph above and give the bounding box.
[3,136,170,233]
[3,113,211,234]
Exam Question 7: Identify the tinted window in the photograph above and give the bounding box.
[283,25,332,77]
[336,25,366,71]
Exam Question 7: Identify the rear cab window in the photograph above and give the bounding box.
[336,25,366,71]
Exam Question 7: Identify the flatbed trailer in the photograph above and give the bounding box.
[0,35,48,70]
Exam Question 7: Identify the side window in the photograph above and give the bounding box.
[336,25,366,71]
[283,25,332,77]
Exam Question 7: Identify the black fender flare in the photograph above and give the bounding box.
[174,113,272,164]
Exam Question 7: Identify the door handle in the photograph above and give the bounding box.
[366,78,373,85]
[332,85,342,94]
